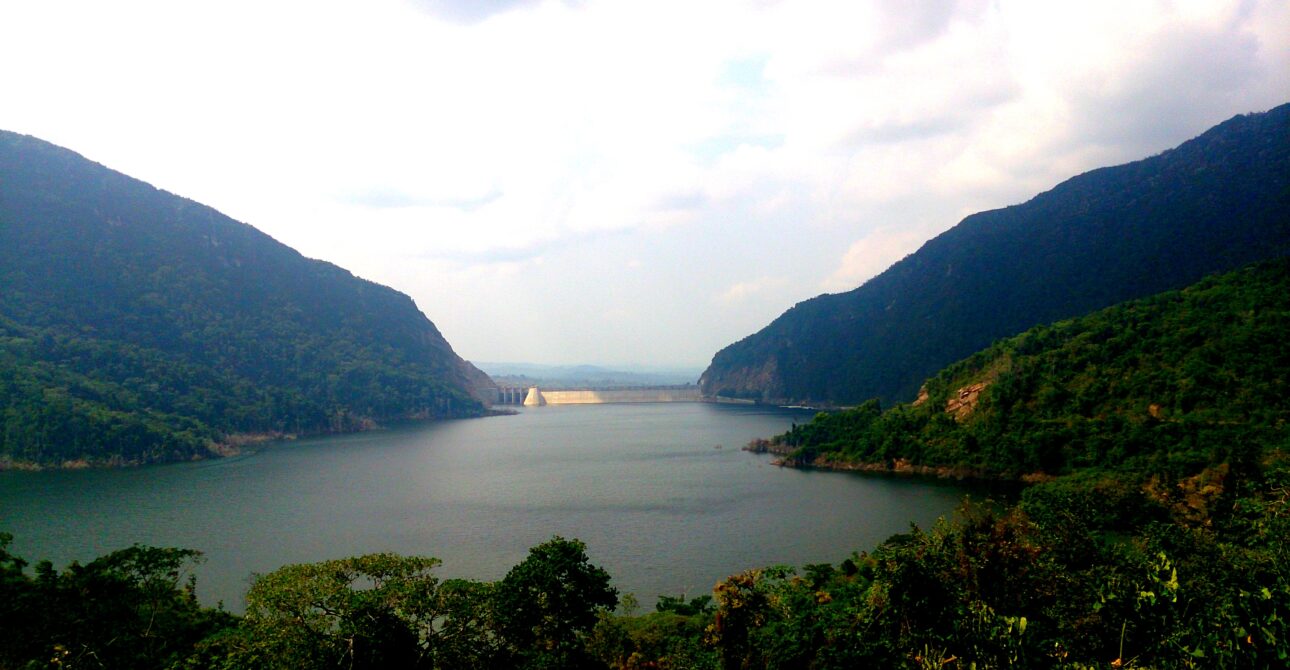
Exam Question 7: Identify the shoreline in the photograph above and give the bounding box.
[0,408,515,472]
[743,438,1053,485]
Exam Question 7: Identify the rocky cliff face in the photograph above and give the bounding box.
[698,353,783,402]
[701,103,1290,406]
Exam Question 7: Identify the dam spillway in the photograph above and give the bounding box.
[489,386,703,406]
[536,387,703,405]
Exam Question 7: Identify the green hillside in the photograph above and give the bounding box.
[0,131,493,467]
[701,103,1290,406]
[763,258,1290,479]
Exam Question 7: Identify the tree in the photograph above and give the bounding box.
[494,536,619,668]
[0,539,233,670]
[240,553,443,669]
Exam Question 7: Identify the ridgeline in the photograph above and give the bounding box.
[757,258,1290,480]
[0,131,493,467]
[701,103,1290,407]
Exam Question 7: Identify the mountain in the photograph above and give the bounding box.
[701,103,1290,406]
[760,258,1290,477]
[0,131,494,466]
[475,362,701,389]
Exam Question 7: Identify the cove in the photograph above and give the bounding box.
[0,403,979,612]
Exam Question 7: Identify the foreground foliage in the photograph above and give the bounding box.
[4,463,1286,669]
[690,460,1288,669]
[0,536,234,669]
[0,536,619,670]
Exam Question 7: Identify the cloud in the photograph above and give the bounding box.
[406,0,542,24]
[413,226,637,267]
[821,227,931,293]
[1066,23,1266,153]
[720,55,770,89]
[871,0,989,51]
[815,0,992,77]
[600,306,635,322]
[345,188,504,211]
[688,133,786,163]
[847,115,964,145]
[651,191,709,213]
[716,276,788,304]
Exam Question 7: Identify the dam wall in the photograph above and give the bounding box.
[515,387,702,406]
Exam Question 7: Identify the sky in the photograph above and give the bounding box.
[2,1,1287,370]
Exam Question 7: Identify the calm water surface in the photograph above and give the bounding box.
[0,403,977,611]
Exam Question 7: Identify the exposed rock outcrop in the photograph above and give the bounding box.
[946,382,989,421]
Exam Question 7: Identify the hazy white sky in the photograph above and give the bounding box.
[3,1,1287,369]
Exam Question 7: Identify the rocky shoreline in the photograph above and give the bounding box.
[743,438,1053,484]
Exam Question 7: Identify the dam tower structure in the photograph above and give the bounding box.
[523,386,546,406]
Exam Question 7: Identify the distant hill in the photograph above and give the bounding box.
[476,362,700,389]
[761,258,1290,478]
[701,103,1290,406]
[0,131,494,466]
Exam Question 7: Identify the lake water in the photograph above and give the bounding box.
[0,403,977,612]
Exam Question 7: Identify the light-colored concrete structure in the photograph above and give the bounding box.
[523,386,546,406]
[522,387,702,405]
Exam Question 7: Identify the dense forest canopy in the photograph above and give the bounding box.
[701,102,1290,407]
[0,131,494,466]
[761,258,1290,479]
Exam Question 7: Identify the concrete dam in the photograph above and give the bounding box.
[489,386,702,406]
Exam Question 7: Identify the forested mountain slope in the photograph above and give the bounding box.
[702,103,1290,406]
[0,131,493,466]
[761,258,1290,478]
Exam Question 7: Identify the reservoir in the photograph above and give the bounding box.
[0,403,976,612]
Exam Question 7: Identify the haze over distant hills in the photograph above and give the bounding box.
[476,362,700,389]
[0,131,493,466]
[701,103,1290,407]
